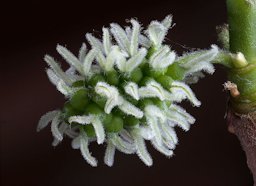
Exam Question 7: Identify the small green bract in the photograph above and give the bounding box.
[38,15,219,166]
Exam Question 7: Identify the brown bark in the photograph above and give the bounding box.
[227,109,256,185]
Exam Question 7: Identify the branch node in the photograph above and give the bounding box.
[224,81,240,97]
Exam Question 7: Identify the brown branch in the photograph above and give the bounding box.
[227,109,256,185]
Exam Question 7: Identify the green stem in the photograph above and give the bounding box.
[227,0,256,113]
[227,0,256,62]
[212,51,232,68]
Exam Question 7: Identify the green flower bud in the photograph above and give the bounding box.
[63,102,79,120]
[72,80,85,87]
[129,68,143,83]
[92,93,107,109]
[167,63,186,80]
[155,75,174,89]
[70,89,89,112]
[124,115,139,127]
[83,125,96,138]
[85,103,103,115]
[104,114,124,133]
[106,70,119,85]
[88,74,106,86]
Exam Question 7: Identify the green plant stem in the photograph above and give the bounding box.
[227,0,256,62]
[212,51,232,68]
[226,1,256,184]
[227,0,256,114]
[228,64,256,113]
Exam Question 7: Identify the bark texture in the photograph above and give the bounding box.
[227,109,256,185]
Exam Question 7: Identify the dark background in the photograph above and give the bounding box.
[1,0,254,185]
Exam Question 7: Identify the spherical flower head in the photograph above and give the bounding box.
[38,15,219,166]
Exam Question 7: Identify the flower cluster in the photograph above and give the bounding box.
[38,15,219,166]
